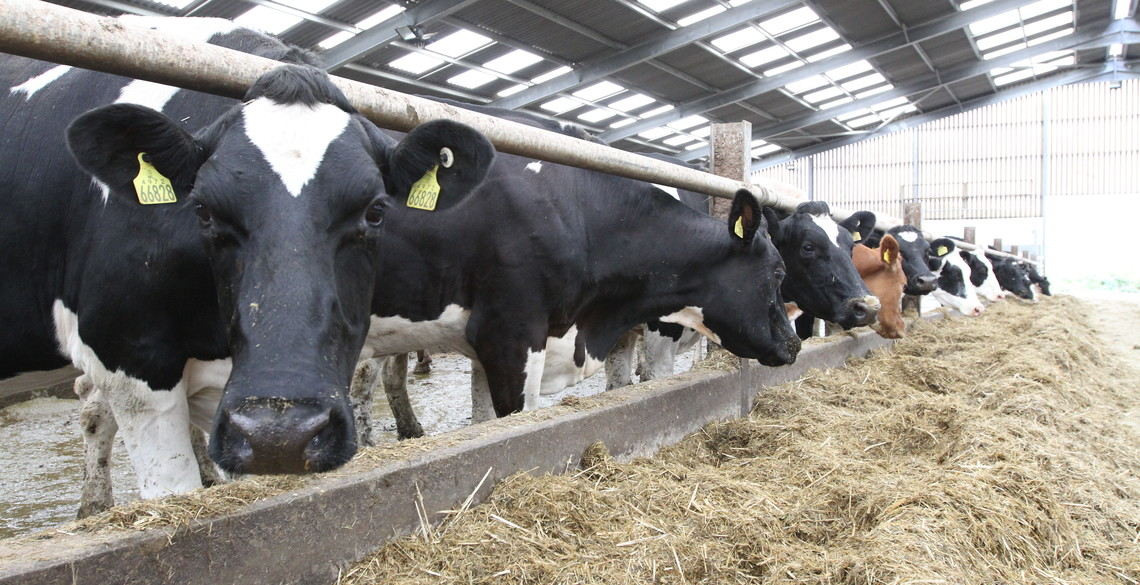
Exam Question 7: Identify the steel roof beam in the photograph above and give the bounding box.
[599,0,1046,143]
[492,0,799,109]
[321,0,480,71]
[751,64,1130,171]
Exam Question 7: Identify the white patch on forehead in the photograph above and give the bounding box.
[660,306,721,345]
[897,230,919,243]
[10,65,72,99]
[242,98,352,198]
[526,161,542,173]
[652,184,681,201]
[809,213,843,249]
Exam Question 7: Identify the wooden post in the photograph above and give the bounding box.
[992,238,1003,251]
[709,121,751,219]
[1010,245,1020,256]
[901,200,922,315]
[963,226,976,244]
[1021,251,1030,259]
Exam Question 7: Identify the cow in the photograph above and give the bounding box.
[1022,261,1051,296]
[923,240,985,316]
[852,234,907,338]
[770,202,880,339]
[986,253,1037,301]
[0,17,495,502]
[958,248,1007,302]
[882,225,950,296]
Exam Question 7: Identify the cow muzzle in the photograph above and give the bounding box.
[212,398,356,474]
[840,296,880,328]
[907,274,938,294]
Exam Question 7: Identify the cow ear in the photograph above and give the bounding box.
[728,189,761,244]
[761,206,782,242]
[385,120,494,212]
[839,210,876,242]
[67,104,204,204]
[930,237,955,258]
[879,234,899,266]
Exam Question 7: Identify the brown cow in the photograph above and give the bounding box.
[852,235,907,338]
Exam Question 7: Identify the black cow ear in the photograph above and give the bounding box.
[762,206,782,242]
[839,210,876,243]
[929,237,955,258]
[727,189,762,245]
[385,120,494,212]
[67,104,204,205]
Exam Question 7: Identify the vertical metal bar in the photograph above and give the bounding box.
[1039,88,1051,270]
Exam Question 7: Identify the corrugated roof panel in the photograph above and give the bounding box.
[652,45,755,89]
[809,0,895,43]
[453,0,610,63]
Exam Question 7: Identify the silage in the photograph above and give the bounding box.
[341,296,1140,585]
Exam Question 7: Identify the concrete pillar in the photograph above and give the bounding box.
[901,200,922,315]
[963,226,976,244]
[1010,245,1020,256]
[993,238,1003,251]
[709,121,751,220]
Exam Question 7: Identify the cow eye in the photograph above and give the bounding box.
[364,199,386,226]
[194,203,212,225]
[801,243,815,254]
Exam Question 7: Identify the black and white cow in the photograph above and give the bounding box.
[922,240,985,316]
[1022,261,1052,296]
[986,253,1037,301]
[770,202,880,339]
[360,113,800,426]
[0,18,493,496]
[884,225,947,296]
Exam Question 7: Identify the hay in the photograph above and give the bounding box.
[340,297,1140,585]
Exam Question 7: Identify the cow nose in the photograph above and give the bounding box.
[846,297,879,327]
[970,306,984,317]
[213,399,354,474]
[913,274,937,292]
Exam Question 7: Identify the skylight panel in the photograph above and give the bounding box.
[846,114,880,127]
[540,96,585,114]
[879,103,916,118]
[763,60,804,76]
[691,126,711,138]
[233,6,302,35]
[678,6,726,26]
[820,96,853,109]
[976,27,1025,51]
[357,5,405,29]
[729,0,753,5]
[448,70,497,89]
[425,30,492,58]
[826,60,873,82]
[685,141,708,150]
[739,44,791,68]
[1020,0,1071,19]
[840,72,887,92]
[750,138,769,148]
[578,108,618,123]
[1115,0,1132,19]
[389,52,445,75]
[668,115,708,130]
[640,104,675,118]
[609,93,656,112]
[993,68,1035,85]
[784,74,829,94]
[1109,43,1125,58]
[836,108,872,121]
[1023,11,1073,36]
[664,134,697,146]
[969,10,1020,36]
[484,49,544,74]
[871,97,910,111]
[960,0,995,10]
[807,44,851,62]
[803,85,844,103]
[753,143,782,156]
[532,66,572,84]
[784,27,841,52]
[854,85,891,99]
[498,84,528,97]
[638,127,675,140]
[281,0,337,11]
[319,31,354,49]
[1027,28,1073,46]
[759,7,819,36]
[610,118,637,128]
[638,0,693,12]
[573,81,625,102]
[983,41,1027,59]
[712,28,766,53]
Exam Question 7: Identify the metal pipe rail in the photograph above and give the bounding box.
[0,0,1033,263]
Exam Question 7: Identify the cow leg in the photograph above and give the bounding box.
[74,375,116,518]
[105,378,201,498]
[413,350,432,375]
[641,328,678,381]
[470,361,496,423]
[379,354,424,440]
[604,329,639,390]
[189,426,225,487]
[349,358,378,447]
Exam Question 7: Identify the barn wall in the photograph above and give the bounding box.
[752,79,1140,283]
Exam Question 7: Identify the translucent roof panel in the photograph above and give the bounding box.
[784,74,829,94]
[389,52,445,75]
[424,30,493,58]
[764,60,804,76]
[970,1,1074,58]
[319,31,354,50]
[803,85,844,104]
[807,44,851,62]
[484,50,545,75]
[638,0,694,12]
[497,84,528,97]
[532,66,572,84]
[740,44,791,68]
[840,72,888,92]
[825,60,873,82]
[711,27,767,54]
[784,26,841,53]
[664,134,697,146]
[667,115,708,130]
[759,6,820,36]
[959,0,995,10]
[448,70,497,89]
[540,96,586,114]
[640,104,675,118]
[233,6,303,35]
[573,81,625,102]
[638,127,675,140]
[578,108,618,123]
[610,118,638,128]
[609,93,657,112]
[677,6,726,26]
[357,5,406,29]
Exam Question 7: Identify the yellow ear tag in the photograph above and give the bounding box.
[132,153,177,205]
[406,164,441,211]
[853,231,862,241]
[937,245,949,256]
[733,216,745,238]
[882,249,892,264]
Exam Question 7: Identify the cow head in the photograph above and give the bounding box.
[986,255,1036,301]
[762,202,879,330]
[673,190,800,366]
[887,225,941,295]
[853,234,907,338]
[1022,261,1051,296]
[928,240,984,316]
[961,250,1006,301]
[68,65,494,474]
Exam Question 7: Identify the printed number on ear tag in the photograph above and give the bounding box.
[406,164,441,211]
[133,153,177,205]
[937,245,949,256]
[733,216,745,238]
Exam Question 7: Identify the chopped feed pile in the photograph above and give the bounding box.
[341,296,1140,585]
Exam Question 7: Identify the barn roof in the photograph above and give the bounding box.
[47,0,1139,170]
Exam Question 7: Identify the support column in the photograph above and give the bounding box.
[901,201,922,315]
[709,121,751,219]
